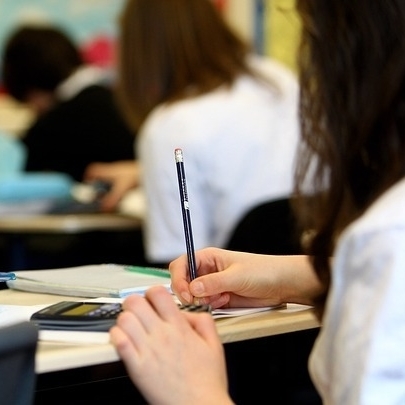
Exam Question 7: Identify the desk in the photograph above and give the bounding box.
[0,289,319,374]
[1,289,321,404]
[0,213,141,234]
[0,213,145,271]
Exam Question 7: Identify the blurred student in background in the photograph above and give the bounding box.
[86,0,300,266]
[2,24,136,183]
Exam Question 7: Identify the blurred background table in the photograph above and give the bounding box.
[0,213,146,272]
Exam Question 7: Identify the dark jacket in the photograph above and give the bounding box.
[22,85,135,182]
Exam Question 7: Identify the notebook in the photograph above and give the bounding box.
[6,264,171,298]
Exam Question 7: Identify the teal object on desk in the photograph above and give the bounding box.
[0,173,73,202]
[124,266,171,278]
[0,272,16,282]
[0,132,73,202]
[0,132,26,174]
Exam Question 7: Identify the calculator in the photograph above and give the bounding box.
[30,301,122,331]
[31,301,211,331]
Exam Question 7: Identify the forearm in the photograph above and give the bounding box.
[271,255,326,306]
[171,248,326,309]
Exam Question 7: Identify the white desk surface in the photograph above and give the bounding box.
[0,289,319,374]
[0,213,141,234]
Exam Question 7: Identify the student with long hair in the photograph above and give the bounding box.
[110,0,405,403]
[86,0,300,266]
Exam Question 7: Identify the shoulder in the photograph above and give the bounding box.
[144,90,228,128]
[237,56,299,113]
[247,55,298,89]
[349,178,405,236]
[337,178,405,263]
[57,85,121,118]
[71,85,113,103]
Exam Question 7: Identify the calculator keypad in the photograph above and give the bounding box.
[87,303,122,318]
[85,303,211,318]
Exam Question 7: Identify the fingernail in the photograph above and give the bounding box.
[191,281,204,295]
[181,291,192,303]
[193,297,202,305]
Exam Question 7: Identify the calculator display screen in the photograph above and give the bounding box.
[62,303,100,316]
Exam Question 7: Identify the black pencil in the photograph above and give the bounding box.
[174,148,197,281]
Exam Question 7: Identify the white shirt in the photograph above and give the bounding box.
[56,65,110,101]
[138,56,300,263]
[309,177,405,404]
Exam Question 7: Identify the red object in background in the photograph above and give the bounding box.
[81,34,116,68]
[213,0,228,13]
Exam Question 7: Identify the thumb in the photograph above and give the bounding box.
[190,271,236,298]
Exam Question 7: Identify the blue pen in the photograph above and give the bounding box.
[0,272,16,282]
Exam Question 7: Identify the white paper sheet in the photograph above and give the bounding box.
[0,299,306,344]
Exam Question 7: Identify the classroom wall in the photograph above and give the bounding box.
[266,0,300,72]
[220,0,300,72]
[0,0,126,79]
[0,0,300,81]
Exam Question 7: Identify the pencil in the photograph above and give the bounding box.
[174,148,197,281]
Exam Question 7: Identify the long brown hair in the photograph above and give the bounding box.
[295,0,405,318]
[117,0,255,132]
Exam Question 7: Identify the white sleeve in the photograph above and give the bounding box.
[311,226,405,404]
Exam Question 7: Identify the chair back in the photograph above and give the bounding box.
[0,322,38,405]
[225,198,302,255]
